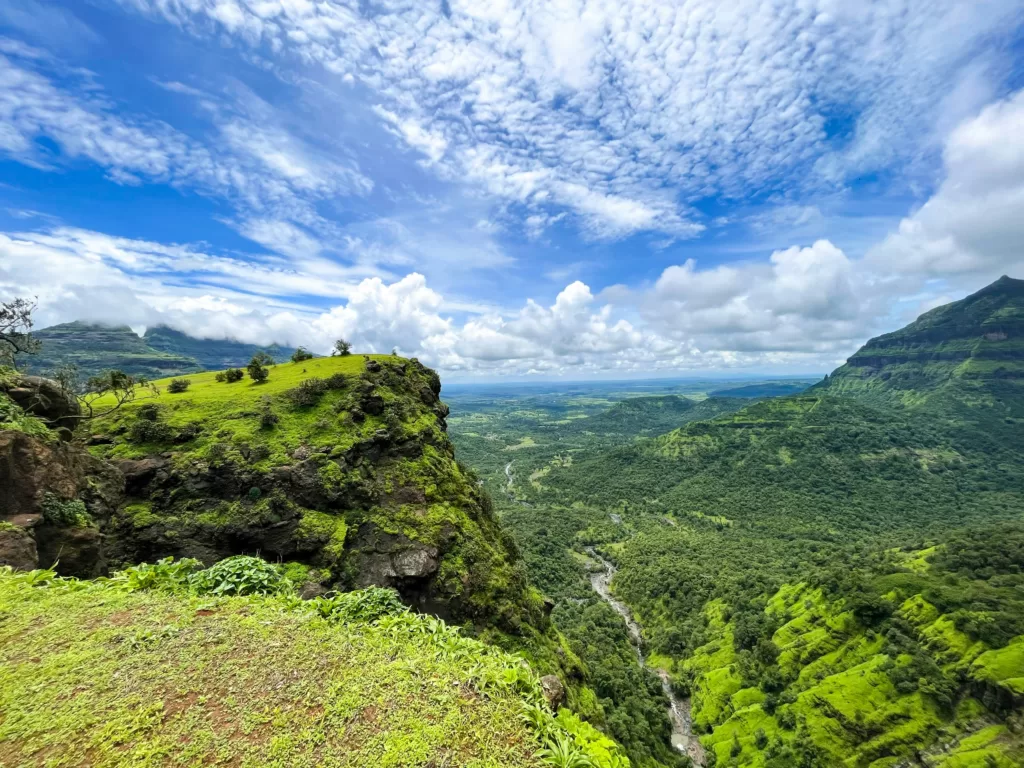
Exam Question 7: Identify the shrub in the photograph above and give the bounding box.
[214,372,226,383]
[314,587,407,623]
[113,557,203,592]
[136,403,160,421]
[258,397,279,429]
[224,368,244,383]
[41,493,91,527]
[286,377,329,407]
[247,353,274,384]
[189,555,292,596]
[325,373,348,390]
[167,378,191,393]
[129,418,174,444]
[291,346,314,363]
[332,339,352,357]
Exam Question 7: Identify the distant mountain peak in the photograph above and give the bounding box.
[820,275,1024,410]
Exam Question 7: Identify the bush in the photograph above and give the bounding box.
[224,368,244,383]
[258,397,279,429]
[41,493,91,527]
[291,347,314,363]
[189,555,292,596]
[167,378,191,393]
[286,377,329,407]
[314,587,407,623]
[247,353,273,384]
[129,418,174,444]
[113,557,203,592]
[214,372,226,383]
[325,373,348,390]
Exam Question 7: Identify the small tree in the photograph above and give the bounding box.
[167,378,191,393]
[291,346,314,363]
[247,352,274,384]
[54,367,158,421]
[224,368,244,383]
[0,297,41,367]
[332,339,352,357]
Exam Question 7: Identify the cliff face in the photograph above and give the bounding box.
[821,276,1024,407]
[0,356,547,633]
[80,355,545,631]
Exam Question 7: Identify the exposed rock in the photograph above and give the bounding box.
[0,374,81,436]
[0,525,38,570]
[352,523,440,589]
[540,675,566,711]
[365,360,382,373]
[116,456,168,495]
[34,524,106,577]
[361,392,385,416]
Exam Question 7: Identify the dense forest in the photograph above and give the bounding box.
[449,277,1024,767]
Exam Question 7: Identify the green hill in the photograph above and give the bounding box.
[22,322,203,381]
[821,275,1024,412]
[19,322,297,382]
[143,325,296,370]
[708,381,814,398]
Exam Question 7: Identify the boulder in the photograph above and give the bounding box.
[540,675,566,711]
[35,524,106,578]
[0,525,38,570]
[0,374,81,436]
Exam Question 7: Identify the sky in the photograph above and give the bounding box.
[1,0,1023,379]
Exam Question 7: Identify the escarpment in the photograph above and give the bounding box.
[0,355,546,632]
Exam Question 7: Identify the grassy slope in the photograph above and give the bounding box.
[0,570,562,768]
[87,354,388,463]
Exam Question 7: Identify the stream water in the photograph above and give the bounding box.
[586,548,706,767]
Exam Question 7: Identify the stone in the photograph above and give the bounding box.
[116,456,168,495]
[0,525,38,570]
[0,374,81,436]
[35,524,106,577]
[540,675,566,711]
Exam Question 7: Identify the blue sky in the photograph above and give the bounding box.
[1,0,1024,378]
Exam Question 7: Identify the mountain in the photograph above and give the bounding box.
[821,275,1024,410]
[21,322,297,382]
[23,321,203,381]
[143,325,296,371]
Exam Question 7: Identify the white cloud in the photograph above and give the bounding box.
[112,0,1022,241]
[867,88,1024,283]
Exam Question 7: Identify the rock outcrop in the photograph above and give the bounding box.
[0,374,81,437]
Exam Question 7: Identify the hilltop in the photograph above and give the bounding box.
[821,275,1024,411]
[20,322,295,381]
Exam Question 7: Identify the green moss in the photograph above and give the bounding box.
[295,510,348,564]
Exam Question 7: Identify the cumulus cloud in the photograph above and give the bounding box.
[0,223,876,375]
[867,88,1024,283]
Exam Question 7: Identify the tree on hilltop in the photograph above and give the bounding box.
[291,346,314,363]
[247,352,274,383]
[332,339,352,357]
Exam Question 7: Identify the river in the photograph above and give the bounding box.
[586,548,706,767]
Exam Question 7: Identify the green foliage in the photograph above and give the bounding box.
[40,493,91,527]
[112,556,203,592]
[0,388,52,439]
[332,338,352,356]
[247,351,273,383]
[187,555,292,596]
[291,346,314,363]
[313,587,408,623]
[166,378,191,393]
[285,376,329,407]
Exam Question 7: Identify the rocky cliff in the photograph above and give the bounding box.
[0,355,548,634]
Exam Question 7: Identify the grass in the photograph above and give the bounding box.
[0,568,630,768]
